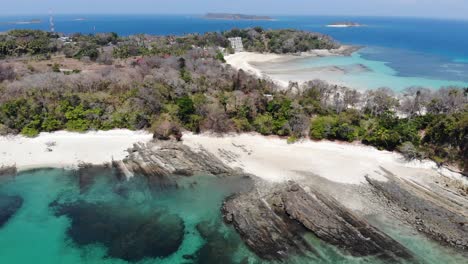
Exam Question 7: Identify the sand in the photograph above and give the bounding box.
[0,129,153,171]
[182,133,463,185]
[225,49,351,87]
[0,130,463,186]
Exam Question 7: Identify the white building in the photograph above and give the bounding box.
[228,37,244,53]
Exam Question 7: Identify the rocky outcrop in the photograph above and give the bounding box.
[283,183,413,260]
[366,170,468,250]
[222,186,313,261]
[116,140,238,187]
[0,165,16,178]
[223,181,413,262]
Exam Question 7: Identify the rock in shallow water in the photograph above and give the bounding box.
[194,221,247,263]
[0,194,23,228]
[223,182,414,262]
[366,172,468,251]
[51,201,184,262]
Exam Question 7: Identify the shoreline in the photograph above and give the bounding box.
[225,46,359,88]
[0,130,464,185]
[0,129,153,171]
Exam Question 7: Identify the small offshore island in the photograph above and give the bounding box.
[203,13,273,20]
[0,27,467,263]
[5,19,41,25]
[327,22,364,27]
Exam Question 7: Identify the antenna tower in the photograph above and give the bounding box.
[49,9,55,33]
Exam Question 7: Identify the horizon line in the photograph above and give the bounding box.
[0,13,468,21]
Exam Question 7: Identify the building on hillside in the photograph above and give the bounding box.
[228,37,244,53]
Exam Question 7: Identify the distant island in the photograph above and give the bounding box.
[327,22,363,28]
[7,19,41,25]
[203,13,273,20]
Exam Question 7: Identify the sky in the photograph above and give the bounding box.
[2,0,468,20]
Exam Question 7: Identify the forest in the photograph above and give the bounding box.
[0,28,466,173]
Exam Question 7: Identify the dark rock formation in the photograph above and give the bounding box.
[74,164,115,193]
[283,183,413,260]
[117,140,237,188]
[0,165,17,178]
[366,170,468,251]
[51,200,184,262]
[0,194,23,228]
[194,221,246,263]
[223,181,413,262]
[223,187,313,261]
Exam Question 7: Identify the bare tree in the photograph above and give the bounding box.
[363,87,399,115]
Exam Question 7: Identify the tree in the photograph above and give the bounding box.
[176,96,195,124]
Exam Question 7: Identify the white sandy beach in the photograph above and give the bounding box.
[183,133,463,185]
[225,47,353,87]
[0,130,463,186]
[0,129,153,171]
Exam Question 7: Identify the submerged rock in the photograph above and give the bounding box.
[223,181,413,262]
[282,183,413,261]
[194,221,247,263]
[74,164,115,193]
[0,194,23,228]
[51,201,184,262]
[366,171,468,251]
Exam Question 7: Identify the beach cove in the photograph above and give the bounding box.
[1,131,467,263]
[226,49,468,91]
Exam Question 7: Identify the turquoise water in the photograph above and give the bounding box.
[0,169,466,264]
[256,49,468,91]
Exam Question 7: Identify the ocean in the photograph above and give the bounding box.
[1,14,468,90]
[0,169,466,264]
[1,15,468,264]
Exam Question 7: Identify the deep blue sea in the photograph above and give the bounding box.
[1,14,468,88]
[1,15,468,264]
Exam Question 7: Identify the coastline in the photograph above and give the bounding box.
[0,129,152,171]
[0,130,463,184]
[182,133,464,184]
[225,45,359,88]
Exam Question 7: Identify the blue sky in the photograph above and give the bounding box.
[3,0,468,19]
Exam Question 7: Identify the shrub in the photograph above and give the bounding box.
[309,116,337,140]
[51,63,61,72]
[398,142,424,161]
[334,123,357,142]
[287,136,298,144]
[215,51,226,62]
[254,114,274,135]
[231,117,252,132]
[0,64,15,82]
[150,114,182,141]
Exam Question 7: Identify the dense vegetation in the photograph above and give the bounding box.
[223,27,339,53]
[0,29,466,172]
[0,28,337,61]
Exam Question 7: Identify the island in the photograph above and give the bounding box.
[0,28,467,263]
[327,22,364,27]
[7,19,41,25]
[203,13,273,20]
